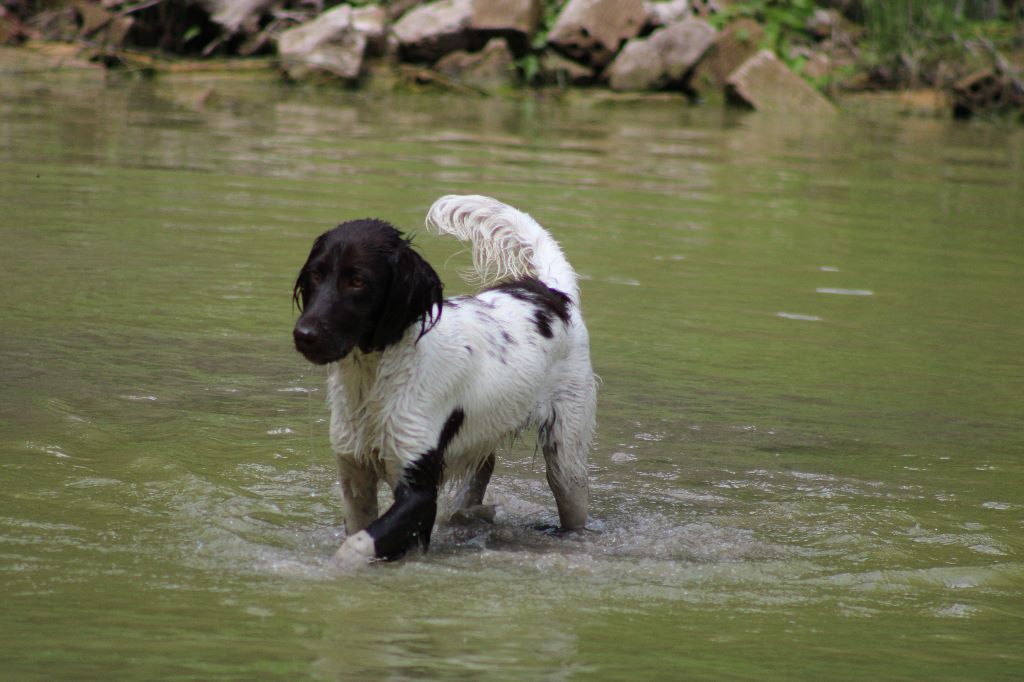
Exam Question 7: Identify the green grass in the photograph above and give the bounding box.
[860,0,1005,59]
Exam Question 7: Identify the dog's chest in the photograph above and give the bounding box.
[326,355,387,456]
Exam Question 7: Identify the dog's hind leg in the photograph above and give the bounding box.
[461,452,495,507]
[450,452,497,524]
[541,377,596,530]
[336,455,380,533]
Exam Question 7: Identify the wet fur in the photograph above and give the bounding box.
[293,195,597,563]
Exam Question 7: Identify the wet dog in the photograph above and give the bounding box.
[293,195,596,563]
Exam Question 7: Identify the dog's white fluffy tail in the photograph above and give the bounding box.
[425,195,580,302]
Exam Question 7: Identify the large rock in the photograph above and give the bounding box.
[607,18,715,90]
[548,0,646,68]
[470,0,541,39]
[690,17,762,92]
[73,0,134,47]
[277,5,367,82]
[606,37,663,90]
[653,18,715,80]
[198,0,273,36]
[435,37,516,91]
[392,0,474,62]
[725,49,837,115]
[537,50,595,85]
[644,0,692,28]
[351,4,388,56]
[394,0,541,62]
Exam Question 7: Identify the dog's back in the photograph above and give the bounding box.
[318,196,596,564]
[423,195,596,523]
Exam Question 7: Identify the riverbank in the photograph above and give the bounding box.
[2,1,1022,120]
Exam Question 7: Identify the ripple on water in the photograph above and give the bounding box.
[776,312,822,321]
[816,287,874,296]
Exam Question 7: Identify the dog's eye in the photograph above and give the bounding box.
[348,275,365,289]
[309,271,323,286]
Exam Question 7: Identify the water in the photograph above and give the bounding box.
[1,71,1022,680]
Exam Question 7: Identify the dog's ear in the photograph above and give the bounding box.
[369,242,443,350]
[293,233,327,312]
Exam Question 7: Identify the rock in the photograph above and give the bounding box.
[198,0,273,37]
[725,49,837,115]
[277,4,368,82]
[392,0,474,62]
[800,51,832,81]
[470,0,541,40]
[607,37,663,90]
[654,18,715,81]
[805,8,840,40]
[644,0,691,28]
[74,0,112,36]
[690,17,762,92]
[537,50,595,85]
[73,0,133,47]
[352,4,388,56]
[387,0,427,22]
[548,0,646,68]
[897,89,949,117]
[435,37,516,91]
[952,69,1024,118]
[606,18,714,91]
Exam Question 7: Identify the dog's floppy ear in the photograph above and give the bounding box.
[369,241,443,350]
[293,233,327,312]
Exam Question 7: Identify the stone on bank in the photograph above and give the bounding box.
[607,17,716,91]
[277,4,385,82]
[435,37,516,91]
[548,0,647,68]
[726,49,837,115]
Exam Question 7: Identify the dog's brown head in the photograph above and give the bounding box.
[293,219,442,364]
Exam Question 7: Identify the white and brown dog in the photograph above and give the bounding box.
[292,195,596,563]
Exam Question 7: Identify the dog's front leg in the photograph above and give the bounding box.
[336,454,379,533]
[332,409,465,564]
[332,464,440,564]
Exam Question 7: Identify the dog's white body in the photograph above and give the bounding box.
[328,195,596,560]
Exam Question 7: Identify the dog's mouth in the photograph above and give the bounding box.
[297,344,354,366]
[293,330,355,365]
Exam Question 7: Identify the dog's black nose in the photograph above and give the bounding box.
[293,323,319,349]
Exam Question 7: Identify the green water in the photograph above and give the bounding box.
[1,72,1022,680]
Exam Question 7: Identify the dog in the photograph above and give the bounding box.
[292,195,597,563]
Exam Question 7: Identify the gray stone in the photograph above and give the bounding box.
[606,18,714,91]
[387,0,427,22]
[435,37,516,90]
[644,0,691,28]
[725,49,837,115]
[548,0,646,67]
[537,50,595,85]
[470,0,541,39]
[392,0,474,62]
[690,17,762,92]
[199,0,273,36]
[277,5,367,82]
[352,4,388,55]
[652,18,715,81]
[607,38,663,90]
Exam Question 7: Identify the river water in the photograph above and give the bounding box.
[1,71,1022,680]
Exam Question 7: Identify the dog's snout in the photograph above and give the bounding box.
[293,321,319,348]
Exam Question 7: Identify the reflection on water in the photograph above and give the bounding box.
[1,73,1023,679]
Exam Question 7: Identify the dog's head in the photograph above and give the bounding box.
[292,219,443,365]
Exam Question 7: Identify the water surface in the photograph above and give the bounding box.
[1,73,1023,680]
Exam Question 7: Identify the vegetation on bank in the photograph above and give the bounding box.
[1,0,1022,118]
